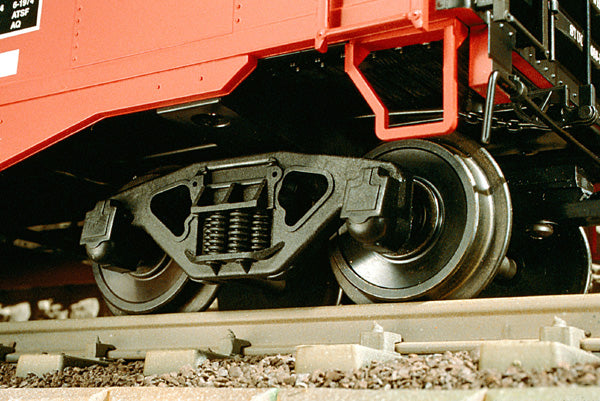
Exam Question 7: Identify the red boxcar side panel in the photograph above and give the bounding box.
[73,1,236,67]
[0,0,474,171]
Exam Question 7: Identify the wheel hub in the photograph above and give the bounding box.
[330,135,512,302]
[383,178,444,261]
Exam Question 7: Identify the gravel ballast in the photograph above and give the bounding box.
[2,352,600,389]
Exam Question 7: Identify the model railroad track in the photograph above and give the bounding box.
[2,294,600,361]
[4,294,600,400]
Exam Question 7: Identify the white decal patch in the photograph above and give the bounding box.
[0,49,19,77]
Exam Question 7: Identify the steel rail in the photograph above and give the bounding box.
[1,294,600,360]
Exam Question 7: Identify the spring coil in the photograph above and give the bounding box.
[202,212,228,254]
[228,210,252,252]
[251,209,271,251]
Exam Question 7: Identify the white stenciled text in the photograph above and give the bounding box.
[569,24,584,48]
[11,8,29,19]
[12,0,34,9]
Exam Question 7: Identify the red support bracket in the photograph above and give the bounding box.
[345,18,468,141]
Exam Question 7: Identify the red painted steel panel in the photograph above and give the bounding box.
[0,56,256,170]
[73,1,235,66]
[0,0,486,171]
[469,25,510,103]
[331,0,421,28]
[0,0,77,83]
[512,52,553,89]
[234,0,316,31]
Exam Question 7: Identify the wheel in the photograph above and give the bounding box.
[91,170,219,315]
[330,135,512,302]
[93,250,218,315]
[479,225,591,297]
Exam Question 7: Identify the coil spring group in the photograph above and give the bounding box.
[202,209,271,256]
